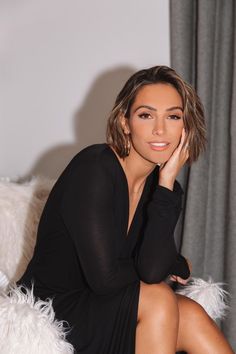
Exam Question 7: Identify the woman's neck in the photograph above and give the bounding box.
[111,145,156,194]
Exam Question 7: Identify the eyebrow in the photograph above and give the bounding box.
[166,106,183,112]
[134,105,183,113]
[134,105,157,113]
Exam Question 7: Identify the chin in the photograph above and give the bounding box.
[152,146,178,165]
[132,144,174,165]
[156,156,171,164]
[141,153,170,166]
[150,152,173,165]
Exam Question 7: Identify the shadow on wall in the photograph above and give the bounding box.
[23,66,136,181]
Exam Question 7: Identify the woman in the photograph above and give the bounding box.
[18,66,234,353]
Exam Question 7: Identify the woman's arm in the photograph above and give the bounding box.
[135,129,191,283]
[59,153,138,296]
[135,181,190,283]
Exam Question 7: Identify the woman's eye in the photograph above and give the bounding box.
[138,112,152,119]
[168,115,182,120]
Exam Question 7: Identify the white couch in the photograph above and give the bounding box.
[0,177,74,354]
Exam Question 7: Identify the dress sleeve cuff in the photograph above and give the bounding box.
[169,254,190,279]
[153,180,183,207]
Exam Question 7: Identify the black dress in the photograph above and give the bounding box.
[18,143,190,353]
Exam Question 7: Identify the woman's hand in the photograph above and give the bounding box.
[158,128,189,190]
[169,258,192,285]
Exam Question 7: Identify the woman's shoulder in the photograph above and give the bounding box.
[48,144,119,199]
[62,143,118,177]
[71,143,114,164]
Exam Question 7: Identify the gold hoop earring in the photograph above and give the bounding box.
[125,136,131,156]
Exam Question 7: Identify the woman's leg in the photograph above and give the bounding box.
[176,294,234,354]
[136,281,179,354]
[136,281,234,354]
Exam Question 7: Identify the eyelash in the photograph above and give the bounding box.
[138,113,182,120]
[138,113,152,119]
[168,115,182,120]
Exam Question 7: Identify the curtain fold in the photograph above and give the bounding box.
[170,0,236,349]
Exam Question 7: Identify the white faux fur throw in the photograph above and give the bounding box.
[0,270,9,291]
[0,177,54,283]
[0,177,73,353]
[0,285,74,354]
[176,277,229,321]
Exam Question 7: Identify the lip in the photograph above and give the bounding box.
[148,142,170,151]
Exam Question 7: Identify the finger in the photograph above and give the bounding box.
[181,138,190,163]
[182,131,191,152]
[170,274,191,285]
[176,277,189,285]
[182,147,190,162]
[183,140,190,152]
[169,129,186,160]
[176,128,186,151]
[178,131,190,161]
[169,275,178,282]
[178,278,188,285]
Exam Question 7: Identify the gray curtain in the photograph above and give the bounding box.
[170,0,236,350]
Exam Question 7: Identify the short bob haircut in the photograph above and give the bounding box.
[106,65,206,164]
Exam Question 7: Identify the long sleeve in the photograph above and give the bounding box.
[136,181,190,283]
[59,154,139,296]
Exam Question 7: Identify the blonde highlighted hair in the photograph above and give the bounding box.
[106,65,206,164]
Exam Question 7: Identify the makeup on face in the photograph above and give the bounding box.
[126,83,184,165]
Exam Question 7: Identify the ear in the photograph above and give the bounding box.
[119,115,130,135]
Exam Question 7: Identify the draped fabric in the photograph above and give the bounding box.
[170,0,236,349]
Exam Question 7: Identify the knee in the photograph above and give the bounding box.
[177,294,213,326]
[137,281,179,323]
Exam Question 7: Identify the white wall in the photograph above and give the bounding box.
[0,0,170,179]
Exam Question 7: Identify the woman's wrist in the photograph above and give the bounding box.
[158,176,175,191]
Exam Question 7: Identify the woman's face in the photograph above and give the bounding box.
[122,83,184,165]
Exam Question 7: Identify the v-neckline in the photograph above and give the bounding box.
[126,179,149,237]
[106,143,153,238]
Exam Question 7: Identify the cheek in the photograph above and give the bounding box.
[174,133,182,147]
[172,124,184,144]
[128,120,146,138]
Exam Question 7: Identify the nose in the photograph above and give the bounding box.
[152,118,165,135]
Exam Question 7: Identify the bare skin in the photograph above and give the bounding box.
[112,83,234,353]
[136,282,234,354]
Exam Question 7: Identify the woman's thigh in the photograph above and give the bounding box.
[137,281,178,323]
[136,281,180,353]
[137,283,234,353]
[176,294,234,353]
